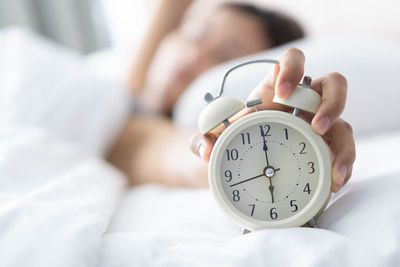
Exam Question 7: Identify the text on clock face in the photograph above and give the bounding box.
[220,122,319,221]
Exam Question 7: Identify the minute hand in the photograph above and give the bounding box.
[262,135,270,166]
[230,174,264,187]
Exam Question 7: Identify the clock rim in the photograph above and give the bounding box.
[208,110,331,230]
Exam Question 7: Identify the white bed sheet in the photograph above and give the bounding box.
[1,28,400,267]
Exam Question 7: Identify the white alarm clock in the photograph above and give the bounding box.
[198,60,331,232]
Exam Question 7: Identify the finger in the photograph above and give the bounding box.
[262,63,280,90]
[275,47,305,99]
[310,72,348,135]
[189,132,217,162]
[326,119,356,193]
[244,64,292,115]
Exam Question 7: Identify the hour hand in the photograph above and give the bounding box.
[268,178,275,203]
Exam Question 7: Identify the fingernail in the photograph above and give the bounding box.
[314,117,331,135]
[198,143,206,159]
[277,81,292,99]
[336,165,348,184]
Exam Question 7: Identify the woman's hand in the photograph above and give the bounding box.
[190,48,356,193]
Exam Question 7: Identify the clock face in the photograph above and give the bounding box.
[219,121,319,222]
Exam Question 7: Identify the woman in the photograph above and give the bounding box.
[129,1,304,115]
[108,0,355,193]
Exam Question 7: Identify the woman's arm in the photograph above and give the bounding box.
[128,0,193,94]
[107,115,208,187]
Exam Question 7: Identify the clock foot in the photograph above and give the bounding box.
[304,218,320,228]
[242,228,251,235]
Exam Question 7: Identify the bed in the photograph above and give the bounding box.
[1,27,400,267]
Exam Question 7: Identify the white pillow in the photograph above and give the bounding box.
[173,33,400,137]
[0,27,131,155]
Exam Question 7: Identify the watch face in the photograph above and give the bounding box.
[219,120,319,222]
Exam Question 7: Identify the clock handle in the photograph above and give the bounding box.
[272,76,321,114]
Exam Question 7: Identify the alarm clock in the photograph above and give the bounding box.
[198,59,331,232]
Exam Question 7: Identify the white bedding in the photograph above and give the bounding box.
[1,125,399,267]
[102,131,400,267]
[0,126,125,267]
[1,28,400,267]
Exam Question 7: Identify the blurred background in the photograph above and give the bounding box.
[1,0,399,136]
[0,0,149,53]
[1,0,399,54]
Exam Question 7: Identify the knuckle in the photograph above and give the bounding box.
[343,121,353,134]
[329,72,348,88]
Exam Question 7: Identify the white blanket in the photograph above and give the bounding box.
[1,126,399,267]
[1,28,400,267]
[102,132,400,267]
[0,125,125,267]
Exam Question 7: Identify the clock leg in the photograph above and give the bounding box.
[304,218,320,228]
[242,228,251,235]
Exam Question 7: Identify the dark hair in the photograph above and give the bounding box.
[221,3,305,48]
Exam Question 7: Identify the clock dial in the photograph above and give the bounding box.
[220,121,319,222]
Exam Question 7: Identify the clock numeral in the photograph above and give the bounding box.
[259,125,271,137]
[308,162,315,174]
[240,133,251,145]
[249,204,255,216]
[303,183,311,195]
[269,207,278,220]
[226,149,239,161]
[299,142,307,154]
[284,128,289,140]
[290,200,298,212]
[232,190,240,202]
[224,170,232,182]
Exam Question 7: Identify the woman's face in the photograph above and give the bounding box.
[146,7,271,113]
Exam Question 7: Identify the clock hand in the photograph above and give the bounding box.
[267,177,275,203]
[263,166,279,204]
[262,138,279,203]
[262,137,270,166]
[230,174,264,187]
